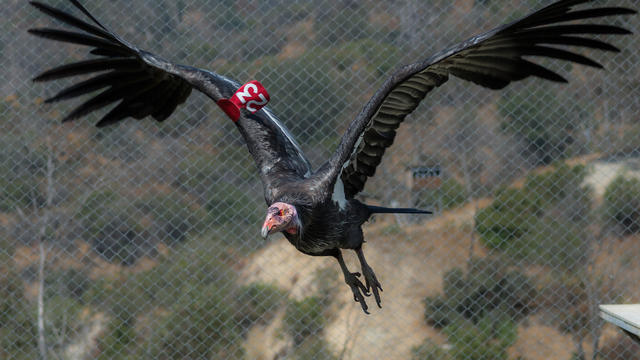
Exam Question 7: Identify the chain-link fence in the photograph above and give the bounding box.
[2,0,639,359]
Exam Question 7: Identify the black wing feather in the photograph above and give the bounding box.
[45,71,147,103]
[31,0,312,186]
[33,58,141,82]
[519,7,636,27]
[89,47,132,57]
[61,79,158,122]
[488,35,620,52]
[318,0,635,198]
[28,28,125,53]
[29,1,117,41]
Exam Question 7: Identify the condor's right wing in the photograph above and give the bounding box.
[30,0,312,188]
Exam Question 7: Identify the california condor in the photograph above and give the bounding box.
[30,0,635,313]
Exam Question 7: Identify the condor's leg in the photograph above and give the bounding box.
[355,246,383,309]
[331,248,371,314]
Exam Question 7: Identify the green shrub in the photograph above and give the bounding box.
[0,137,47,212]
[523,164,591,220]
[174,150,222,194]
[476,164,592,268]
[422,299,519,359]
[536,272,592,335]
[85,246,234,324]
[204,181,263,227]
[0,175,43,212]
[78,189,210,264]
[603,176,640,234]
[616,125,640,155]
[45,268,91,300]
[174,148,263,228]
[0,269,37,359]
[43,296,83,349]
[285,296,326,345]
[444,314,517,360]
[475,188,539,250]
[311,267,339,305]
[0,271,25,321]
[152,283,245,359]
[424,258,535,327]
[175,147,256,192]
[83,273,154,330]
[85,243,282,358]
[235,283,286,327]
[314,2,371,46]
[517,216,589,270]
[96,317,136,360]
[135,192,208,244]
[423,294,461,329]
[285,289,335,360]
[77,190,141,264]
[499,88,590,165]
[91,125,145,163]
[331,39,401,75]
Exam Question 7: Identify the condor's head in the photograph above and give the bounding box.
[261,202,301,239]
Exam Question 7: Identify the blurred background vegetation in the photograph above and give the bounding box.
[1,0,639,359]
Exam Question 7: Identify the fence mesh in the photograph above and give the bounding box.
[2,0,639,359]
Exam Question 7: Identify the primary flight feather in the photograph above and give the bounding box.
[31,0,635,313]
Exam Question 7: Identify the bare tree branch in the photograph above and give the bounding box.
[37,137,55,360]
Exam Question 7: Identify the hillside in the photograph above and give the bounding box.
[239,159,640,359]
[1,0,639,359]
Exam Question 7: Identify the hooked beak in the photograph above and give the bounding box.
[261,218,273,239]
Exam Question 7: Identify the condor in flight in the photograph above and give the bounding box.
[31,0,635,313]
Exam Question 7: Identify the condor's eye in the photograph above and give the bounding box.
[278,209,285,217]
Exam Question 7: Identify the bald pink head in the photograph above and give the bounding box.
[261,202,299,239]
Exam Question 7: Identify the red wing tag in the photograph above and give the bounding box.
[217,80,270,122]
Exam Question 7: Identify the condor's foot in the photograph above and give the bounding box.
[334,250,372,314]
[360,263,382,308]
[357,247,383,308]
[344,271,371,314]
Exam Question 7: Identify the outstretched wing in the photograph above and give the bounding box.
[30,0,311,186]
[319,0,635,198]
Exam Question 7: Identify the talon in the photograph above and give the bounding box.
[355,248,383,311]
[361,264,383,308]
[336,252,372,314]
[345,272,371,313]
[356,292,369,314]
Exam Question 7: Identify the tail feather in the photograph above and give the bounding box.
[366,205,432,215]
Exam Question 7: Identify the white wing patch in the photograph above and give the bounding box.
[332,177,347,210]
